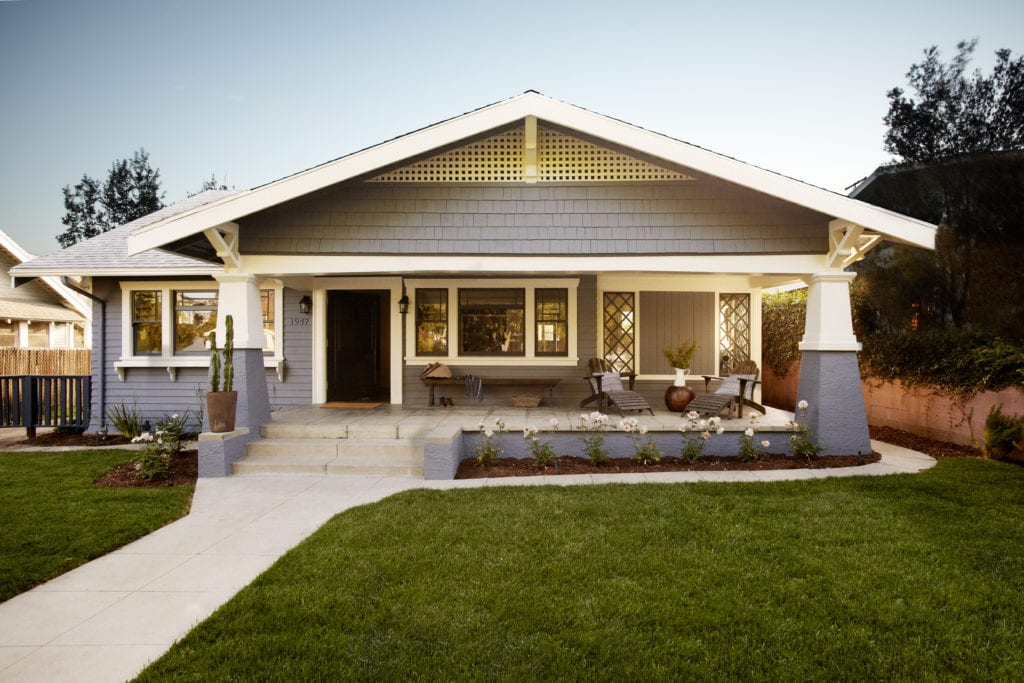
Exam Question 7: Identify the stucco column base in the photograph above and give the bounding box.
[231,347,271,432]
[796,350,872,456]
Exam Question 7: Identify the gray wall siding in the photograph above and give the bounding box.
[240,181,828,256]
[638,292,716,376]
[0,252,69,306]
[89,279,313,432]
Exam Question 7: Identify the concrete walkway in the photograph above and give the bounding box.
[0,441,935,682]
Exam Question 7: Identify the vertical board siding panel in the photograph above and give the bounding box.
[639,292,715,376]
[268,287,313,408]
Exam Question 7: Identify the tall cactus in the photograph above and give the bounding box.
[223,315,234,392]
[209,330,220,392]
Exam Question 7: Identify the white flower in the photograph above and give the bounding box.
[797,400,808,410]
[716,426,725,435]
[790,435,798,443]
[638,425,648,435]
[484,429,494,438]
[687,411,699,420]
[761,440,771,448]
[579,413,589,422]
[679,424,689,433]
[700,431,710,440]
[619,421,633,433]
[708,417,720,428]
[697,419,707,430]
[744,428,754,437]
[549,417,560,428]
[494,417,505,429]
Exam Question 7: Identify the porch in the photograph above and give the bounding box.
[220,403,799,480]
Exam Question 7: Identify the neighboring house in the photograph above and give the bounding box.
[12,92,935,458]
[0,229,90,349]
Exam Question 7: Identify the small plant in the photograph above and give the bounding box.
[983,405,1024,460]
[156,411,191,457]
[620,417,661,464]
[132,432,169,480]
[475,417,507,466]
[209,315,235,393]
[524,418,560,468]
[662,340,698,369]
[107,401,142,438]
[739,413,771,462]
[577,411,610,464]
[679,411,723,463]
[788,400,822,461]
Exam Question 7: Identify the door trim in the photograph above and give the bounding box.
[312,277,403,405]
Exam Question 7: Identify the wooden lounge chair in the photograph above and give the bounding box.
[580,358,654,416]
[686,360,766,418]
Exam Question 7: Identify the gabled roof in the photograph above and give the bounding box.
[125,91,936,255]
[10,190,237,278]
[0,229,90,318]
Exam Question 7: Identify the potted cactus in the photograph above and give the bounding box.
[206,314,237,432]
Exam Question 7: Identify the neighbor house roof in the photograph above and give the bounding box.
[10,190,236,279]
[0,229,90,318]
[123,91,936,255]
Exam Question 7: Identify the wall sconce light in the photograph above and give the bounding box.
[398,294,410,315]
[299,296,312,315]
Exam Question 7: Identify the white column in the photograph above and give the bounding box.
[213,273,264,349]
[799,271,860,352]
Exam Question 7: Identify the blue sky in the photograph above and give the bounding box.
[1,0,1022,256]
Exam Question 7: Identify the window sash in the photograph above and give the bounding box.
[174,290,218,354]
[132,290,162,356]
[415,288,448,356]
[458,288,525,356]
[534,288,568,356]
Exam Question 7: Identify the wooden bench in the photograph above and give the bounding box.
[421,376,561,407]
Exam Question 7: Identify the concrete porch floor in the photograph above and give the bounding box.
[264,402,797,438]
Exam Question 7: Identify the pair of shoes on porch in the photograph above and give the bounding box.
[439,397,456,407]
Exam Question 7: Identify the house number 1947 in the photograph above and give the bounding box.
[289,317,311,326]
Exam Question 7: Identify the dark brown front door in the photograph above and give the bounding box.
[326,290,390,402]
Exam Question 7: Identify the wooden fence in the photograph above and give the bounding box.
[0,348,91,375]
[0,375,92,436]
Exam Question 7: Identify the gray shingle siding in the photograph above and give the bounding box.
[88,279,313,431]
[240,181,828,256]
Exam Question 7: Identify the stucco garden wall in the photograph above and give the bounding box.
[763,361,1024,447]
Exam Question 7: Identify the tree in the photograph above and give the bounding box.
[855,42,1024,341]
[57,148,165,248]
[188,173,229,197]
[884,39,1024,163]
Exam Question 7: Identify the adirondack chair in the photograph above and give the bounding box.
[580,358,654,416]
[685,359,765,418]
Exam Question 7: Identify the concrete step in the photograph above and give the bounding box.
[233,438,424,476]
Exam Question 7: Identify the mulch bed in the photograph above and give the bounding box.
[869,425,981,459]
[457,452,882,478]
[18,430,134,447]
[93,451,198,488]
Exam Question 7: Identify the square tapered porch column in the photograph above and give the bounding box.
[796,271,872,456]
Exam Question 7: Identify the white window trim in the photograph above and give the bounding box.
[404,277,579,367]
[116,279,285,381]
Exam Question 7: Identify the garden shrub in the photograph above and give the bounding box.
[983,405,1024,460]
[762,289,806,377]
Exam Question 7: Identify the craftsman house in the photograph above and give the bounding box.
[13,92,935,466]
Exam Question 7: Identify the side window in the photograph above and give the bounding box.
[174,291,218,354]
[535,288,568,356]
[132,290,162,355]
[415,288,448,355]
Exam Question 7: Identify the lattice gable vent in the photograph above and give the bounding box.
[367,122,692,183]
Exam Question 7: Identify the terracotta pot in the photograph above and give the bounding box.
[206,391,238,433]
[664,384,695,412]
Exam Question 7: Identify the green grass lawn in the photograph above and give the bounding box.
[137,458,1024,681]
[0,450,194,602]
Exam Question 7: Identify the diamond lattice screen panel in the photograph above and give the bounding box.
[719,293,750,374]
[368,123,691,183]
[538,126,692,182]
[603,292,636,373]
[368,128,524,183]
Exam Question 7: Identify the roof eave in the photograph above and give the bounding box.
[125,92,937,255]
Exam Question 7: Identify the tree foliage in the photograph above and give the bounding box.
[884,39,1024,163]
[761,290,806,377]
[57,148,165,248]
[855,41,1024,342]
[188,173,229,197]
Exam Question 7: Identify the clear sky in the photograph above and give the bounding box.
[1,0,1022,257]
